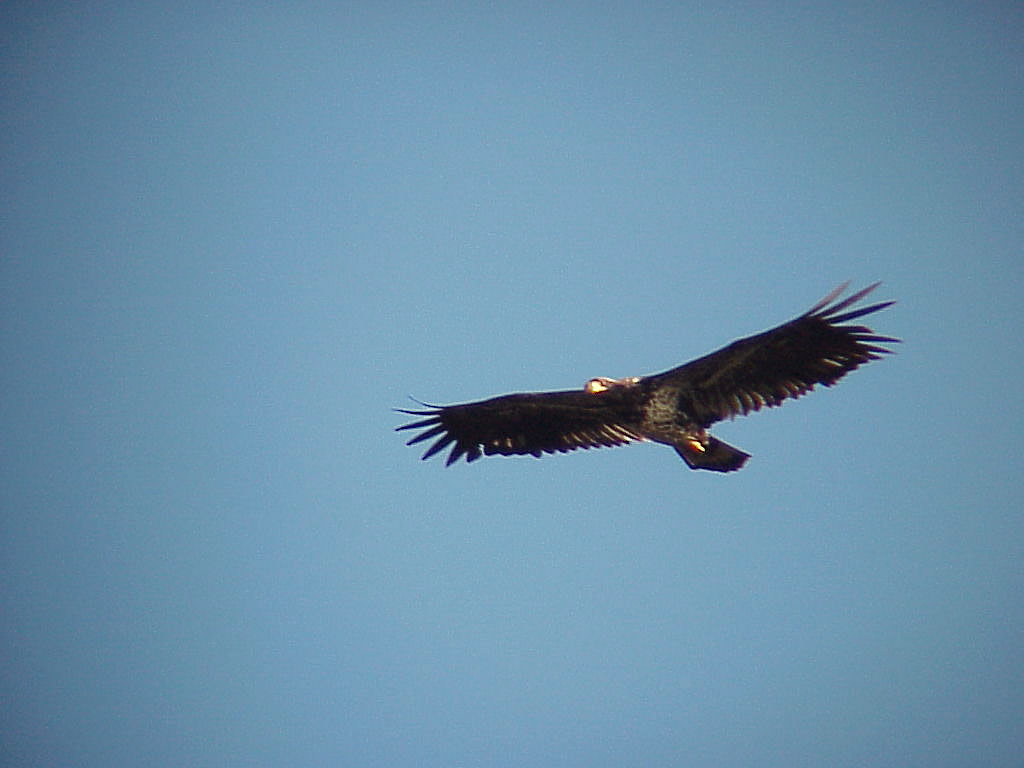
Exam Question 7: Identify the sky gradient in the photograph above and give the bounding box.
[2,3,1022,766]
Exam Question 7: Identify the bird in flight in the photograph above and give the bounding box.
[396,283,897,472]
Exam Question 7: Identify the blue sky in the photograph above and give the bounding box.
[2,2,1022,766]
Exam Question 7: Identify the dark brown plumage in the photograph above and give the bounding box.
[396,283,897,471]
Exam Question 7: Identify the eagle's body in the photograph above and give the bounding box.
[397,283,897,471]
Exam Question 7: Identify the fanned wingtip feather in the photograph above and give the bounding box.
[805,281,851,315]
[395,415,441,432]
[394,399,471,465]
[421,433,455,461]
[809,281,880,317]
[828,299,895,324]
[395,397,444,432]
[404,424,446,445]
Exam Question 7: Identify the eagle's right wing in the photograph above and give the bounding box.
[396,390,644,465]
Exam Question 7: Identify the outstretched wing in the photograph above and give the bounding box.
[396,389,645,465]
[648,283,898,427]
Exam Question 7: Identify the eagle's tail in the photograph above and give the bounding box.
[675,436,750,472]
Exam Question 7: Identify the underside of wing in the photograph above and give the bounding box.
[649,282,898,426]
[395,389,645,465]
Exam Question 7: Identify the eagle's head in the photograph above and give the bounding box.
[584,376,640,394]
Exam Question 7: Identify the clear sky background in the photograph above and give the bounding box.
[2,3,1022,766]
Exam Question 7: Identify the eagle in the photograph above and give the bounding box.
[396,283,897,472]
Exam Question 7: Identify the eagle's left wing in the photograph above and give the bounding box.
[647,283,898,427]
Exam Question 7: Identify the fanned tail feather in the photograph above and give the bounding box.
[674,437,750,472]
